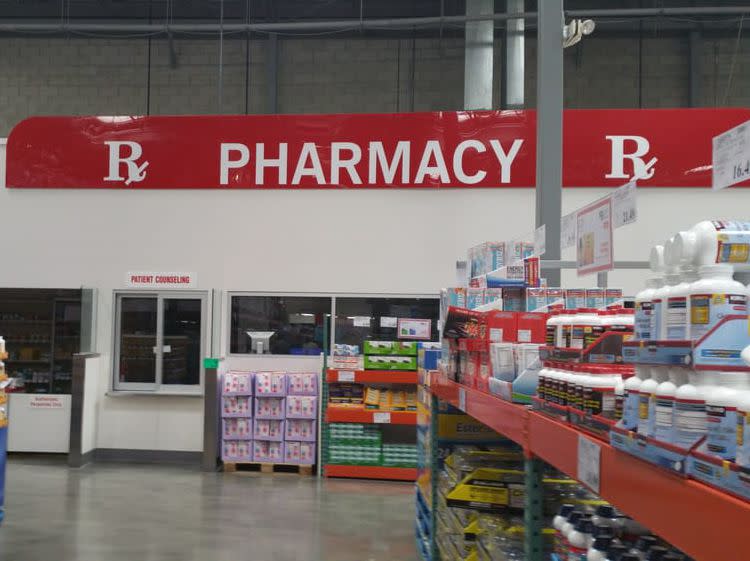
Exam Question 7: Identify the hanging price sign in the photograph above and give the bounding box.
[713,119,750,191]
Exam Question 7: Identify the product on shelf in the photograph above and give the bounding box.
[255,396,285,419]
[253,440,284,463]
[254,371,287,396]
[287,372,318,395]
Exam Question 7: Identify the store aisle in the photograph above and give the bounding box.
[0,457,417,561]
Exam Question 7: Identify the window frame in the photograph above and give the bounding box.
[225,291,438,358]
[112,290,209,395]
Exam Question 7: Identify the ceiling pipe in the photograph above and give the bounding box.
[566,7,750,18]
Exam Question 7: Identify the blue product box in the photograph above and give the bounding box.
[586,288,606,309]
[525,288,547,312]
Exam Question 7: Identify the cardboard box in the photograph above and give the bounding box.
[486,311,518,343]
[516,312,549,344]
[363,340,395,355]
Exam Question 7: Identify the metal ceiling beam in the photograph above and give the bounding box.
[566,7,750,18]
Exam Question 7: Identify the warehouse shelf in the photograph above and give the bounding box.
[428,373,750,561]
[325,464,417,481]
[326,369,418,384]
[325,407,417,425]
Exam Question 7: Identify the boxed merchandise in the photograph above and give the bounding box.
[486,311,517,343]
[253,419,284,441]
[284,441,316,465]
[222,396,252,417]
[363,340,394,355]
[469,242,505,278]
[253,440,284,463]
[286,395,317,419]
[467,288,485,310]
[441,288,467,310]
[486,265,525,288]
[586,288,606,309]
[605,288,623,307]
[287,372,318,395]
[392,341,419,356]
[222,371,253,395]
[483,288,503,307]
[516,312,548,344]
[333,343,360,356]
[223,418,253,440]
[330,355,364,370]
[501,288,524,311]
[546,288,565,310]
[328,382,364,405]
[222,440,253,462]
[489,343,515,382]
[254,371,287,396]
[254,397,285,419]
[285,419,316,441]
[565,288,586,309]
[525,288,547,312]
[364,355,417,371]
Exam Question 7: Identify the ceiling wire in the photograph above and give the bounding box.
[722,14,745,106]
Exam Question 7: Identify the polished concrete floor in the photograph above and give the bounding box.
[0,457,417,561]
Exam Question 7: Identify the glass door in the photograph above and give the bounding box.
[114,292,207,392]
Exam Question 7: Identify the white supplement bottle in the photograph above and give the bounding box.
[554,504,576,555]
[567,518,594,561]
[634,279,663,340]
[649,245,666,339]
[735,390,750,467]
[673,220,750,270]
[614,377,625,421]
[638,367,666,437]
[653,367,688,444]
[706,372,750,460]
[561,310,576,348]
[571,309,599,350]
[689,264,748,341]
[561,511,586,554]
[547,310,563,347]
[654,267,682,340]
[674,370,719,449]
[623,367,646,430]
[665,265,698,340]
[587,536,613,561]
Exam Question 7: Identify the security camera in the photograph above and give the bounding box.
[563,18,595,49]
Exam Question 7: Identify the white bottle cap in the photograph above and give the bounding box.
[673,231,697,266]
[649,245,665,273]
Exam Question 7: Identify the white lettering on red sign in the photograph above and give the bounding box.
[218,139,525,188]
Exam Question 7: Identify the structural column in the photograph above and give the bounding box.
[504,0,525,108]
[535,0,564,286]
[464,0,494,110]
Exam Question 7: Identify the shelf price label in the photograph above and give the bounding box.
[337,371,355,382]
[713,119,750,190]
[577,435,601,493]
[458,387,467,411]
[373,412,391,424]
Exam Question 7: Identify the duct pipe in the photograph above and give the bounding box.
[504,0,524,108]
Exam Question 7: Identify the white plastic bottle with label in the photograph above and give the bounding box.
[649,245,666,339]
[673,370,718,449]
[554,504,576,555]
[689,264,748,341]
[653,367,687,444]
[567,518,594,561]
[735,391,750,467]
[634,279,662,340]
[623,367,646,430]
[538,365,551,402]
[665,265,698,340]
[654,267,681,340]
[638,367,665,437]
[706,372,750,460]
[673,220,750,270]
[560,310,577,348]
[571,310,599,350]
[561,511,586,554]
[587,536,613,561]
[547,310,563,347]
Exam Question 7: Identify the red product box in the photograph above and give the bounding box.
[516,312,549,343]
[524,257,540,287]
[486,311,518,343]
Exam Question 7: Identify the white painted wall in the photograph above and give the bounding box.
[81,355,101,455]
[1,141,749,452]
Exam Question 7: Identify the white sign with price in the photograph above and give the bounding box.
[713,119,750,191]
[612,179,637,228]
[458,387,467,411]
[373,412,391,424]
[577,435,601,493]
[337,371,355,382]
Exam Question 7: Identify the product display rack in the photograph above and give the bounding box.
[425,372,750,561]
[322,366,419,481]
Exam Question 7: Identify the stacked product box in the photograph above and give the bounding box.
[363,340,418,371]
[327,423,383,465]
[283,372,318,465]
[382,443,418,467]
[253,371,287,464]
[221,371,254,462]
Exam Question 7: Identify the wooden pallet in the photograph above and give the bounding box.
[223,462,314,475]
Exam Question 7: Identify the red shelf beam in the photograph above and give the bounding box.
[428,376,750,561]
[325,407,417,425]
[326,369,418,384]
[324,464,417,481]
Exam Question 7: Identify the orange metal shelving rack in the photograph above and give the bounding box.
[429,373,750,561]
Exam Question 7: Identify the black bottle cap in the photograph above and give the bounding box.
[592,524,616,539]
[593,536,612,551]
[595,504,617,518]
[607,544,629,560]
[558,503,575,517]
[619,555,642,561]
[636,536,659,551]
[647,546,670,561]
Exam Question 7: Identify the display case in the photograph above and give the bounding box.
[0,289,82,394]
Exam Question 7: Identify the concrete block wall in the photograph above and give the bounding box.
[0,33,749,136]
